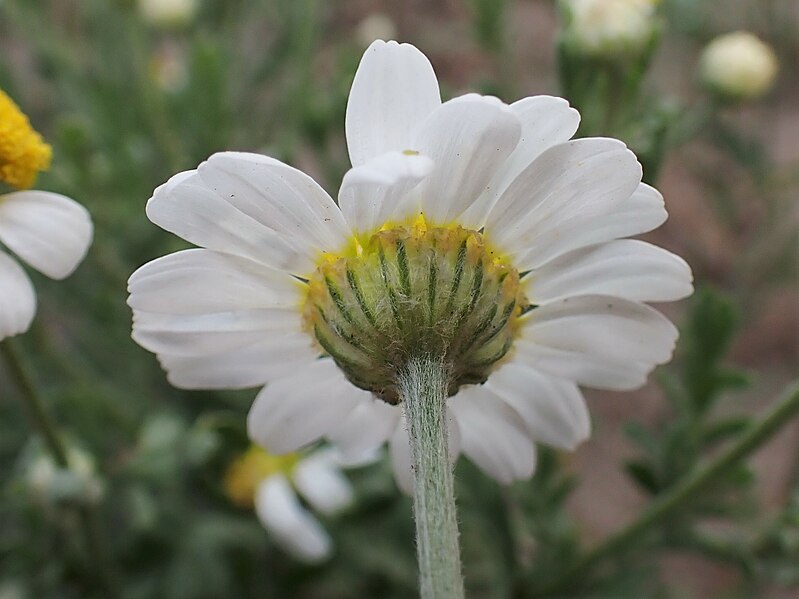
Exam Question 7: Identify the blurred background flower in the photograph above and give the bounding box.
[701,31,779,102]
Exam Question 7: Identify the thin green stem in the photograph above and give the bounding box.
[1,339,121,599]
[1,340,69,466]
[536,379,799,597]
[399,355,465,599]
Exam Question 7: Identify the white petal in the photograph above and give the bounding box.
[463,96,580,224]
[346,40,441,166]
[515,182,668,270]
[146,169,310,273]
[0,251,36,340]
[247,359,363,453]
[149,153,351,273]
[128,249,317,389]
[486,363,590,450]
[325,398,400,460]
[293,455,354,515]
[531,240,694,304]
[448,385,537,484]
[153,333,318,389]
[504,96,581,180]
[485,138,641,259]
[128,249,303,315]
[411,95,521,226]
[338,151,433,235]
[515,295,678,390]
[132,308,304,357]
[255,475,332,563]
[199,153,350,253]
[0,191,92,280]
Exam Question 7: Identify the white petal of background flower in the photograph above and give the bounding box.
[338,150,434,235]
[293,454,355,515]
[0,191,92,280]
[346,40,441,166]
[0,251,36,340]
[531,239,694,304]
[485,363,590,450]
[448,385,537,484]
[248,359,367,453]
[255,474,332,563]
[410,94,521,226]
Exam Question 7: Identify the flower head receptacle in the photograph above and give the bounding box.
[303,218,528,404]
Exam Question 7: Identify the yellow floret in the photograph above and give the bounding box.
[223,446,299,508]
[0,90,52,189]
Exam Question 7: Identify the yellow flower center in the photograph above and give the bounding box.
[0,90,52,190]
[224,446,300,508]
[303,217,529,403]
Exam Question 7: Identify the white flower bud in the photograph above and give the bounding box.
[564,0,658,59]
[701,31,778,102]
[27,447,104,506]
[138,0,199,29]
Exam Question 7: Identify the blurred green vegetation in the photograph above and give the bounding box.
[1,1,797,598]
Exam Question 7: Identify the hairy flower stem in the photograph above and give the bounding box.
[399,355,465,599]
[536,379,799,597]
[1,339,121,599]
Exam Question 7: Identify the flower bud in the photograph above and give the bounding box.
[138,0,199,29]
[26,446,104,507]
[700,32,778,102]
[562,0,659,59]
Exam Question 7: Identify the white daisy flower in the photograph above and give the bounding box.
[128,40,693,493]
[225,445,364,563]
[0,90,93,341]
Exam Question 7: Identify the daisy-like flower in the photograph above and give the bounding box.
[128,40,693,493]
[0,90,92,341]
[225,445,361,562]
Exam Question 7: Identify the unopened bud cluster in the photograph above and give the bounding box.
[303,222,528,403]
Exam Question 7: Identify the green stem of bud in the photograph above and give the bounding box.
[1,340,69,466]
[399,355,465,599]
[1,339,121,599]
